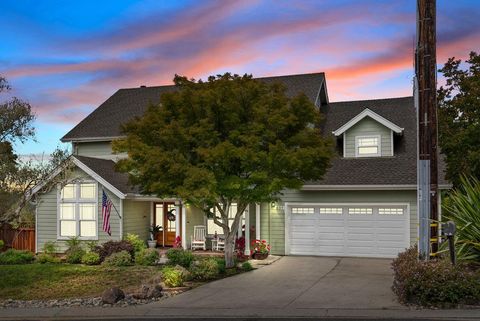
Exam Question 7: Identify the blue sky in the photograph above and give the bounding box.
[1,0,479,157]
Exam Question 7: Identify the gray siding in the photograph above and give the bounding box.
[36,168,121,253]
[74,142,113,157]
[260,190,417,255]
[123,200,151,241]
[344,117,392,157]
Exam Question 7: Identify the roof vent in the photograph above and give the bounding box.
[140,85,146,88]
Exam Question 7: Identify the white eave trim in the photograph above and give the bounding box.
[332,108,404,136]
[301,184,452,191]
[71,157,126,199]
[61,136,125,143]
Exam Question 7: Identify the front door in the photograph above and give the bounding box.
[154,202,178,247]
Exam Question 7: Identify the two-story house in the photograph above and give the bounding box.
[32,72,449,258]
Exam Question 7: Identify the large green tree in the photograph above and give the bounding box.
[438,52,480,186]
[114,73,334,267]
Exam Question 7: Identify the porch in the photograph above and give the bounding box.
[124,200,263,255]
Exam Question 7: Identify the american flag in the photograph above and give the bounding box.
[102,190,112,236]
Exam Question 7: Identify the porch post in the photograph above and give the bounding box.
[245,205,250,255]
[175,202,181,240]
[181,203,187,249]
[256,203,261,240]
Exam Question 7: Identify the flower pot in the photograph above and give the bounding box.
[147,240,157,248]
[253,252,268,260]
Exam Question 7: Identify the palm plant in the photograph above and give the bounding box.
[442,176,480,261]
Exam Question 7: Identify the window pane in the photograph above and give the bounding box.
[207,219,224,235]
[60,221,76,237]
[319,207,342,214]
[61,184,76,199]
[379,208,404,215]
[79,203,95,220]
[60,204,75,219]
[292,207,315,214]
[358,146,378,155]
[80,183,96,199]
[348,208,373,215]
[80,221,96,237]
[155,204,163,227]
[228,203,237,219]
[358,137,378,146]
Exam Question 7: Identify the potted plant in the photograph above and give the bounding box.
[148,225,162,248]
[251,239,270,260]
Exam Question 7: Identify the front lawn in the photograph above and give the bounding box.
[0,264,159,300]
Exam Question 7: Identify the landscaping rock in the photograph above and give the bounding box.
[101,287,125,304]
[131,284,163,299]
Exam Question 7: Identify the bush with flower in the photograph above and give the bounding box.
[252,239,270,255]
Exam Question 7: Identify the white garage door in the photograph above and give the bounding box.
[288,204,409,258]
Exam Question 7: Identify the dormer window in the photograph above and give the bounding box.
[355,135,381,157]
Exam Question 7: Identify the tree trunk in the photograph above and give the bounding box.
[224,232,236,268]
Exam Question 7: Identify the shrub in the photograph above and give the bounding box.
[215,258,226,274]
[102,250,133,267]
[392,246,480,307]
[85,240,98,252]
[191,257,220,281]
[242,261,253,271]
[66,247,85,264]
[135,248,159,266]
[166,248,194,268]
[0,249,35,265]
[161,266,184,287]
[0,240,4,250]
[42,241,57,254]
[125,233,147,253]
[81,252,101,265]
[36,253,60,264]
[94,241,135,262]
[442,176,480,261]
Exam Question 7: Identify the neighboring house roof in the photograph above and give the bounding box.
[62,72,327,142]
[332,108,404,136]
[311,96,449,188]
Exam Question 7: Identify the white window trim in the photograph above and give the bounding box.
[355,135,381,157]
[57,180,99,241]
[205,203,244,236]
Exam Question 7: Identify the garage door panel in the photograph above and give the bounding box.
[289,204,409,258]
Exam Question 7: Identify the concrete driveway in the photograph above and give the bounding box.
[154,256,402,310]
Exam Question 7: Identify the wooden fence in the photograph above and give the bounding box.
[0,224,35,253]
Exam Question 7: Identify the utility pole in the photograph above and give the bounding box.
[415,0,439,259]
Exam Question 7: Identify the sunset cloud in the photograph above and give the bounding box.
[0,0,479,155]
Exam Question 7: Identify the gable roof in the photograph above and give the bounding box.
[332,108,404,136]
[313,96,449,188]
[62,72,327,142]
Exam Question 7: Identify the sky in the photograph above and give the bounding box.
[1,0,479,158]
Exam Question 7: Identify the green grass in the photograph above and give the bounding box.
[0,264,160,300]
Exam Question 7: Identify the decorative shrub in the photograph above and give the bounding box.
[42,241,57,254]
[192,257,220,281]
[135,248,159,266]
[242,261,253,271]
[36,253,60,264]
[161,266,184,287]
[125,233,147,253]
[174,236,182,248]
[234,236,248,262]
[85,240,98,252]
[102,250,133,266]
[442,176,480,261]
[66,247,85,264]
[94,241,135,262]
[0,249,35,265]
[215,258,226,275]
[166,248,194,268]
[81,252,101,265]
[392,246,480,307]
